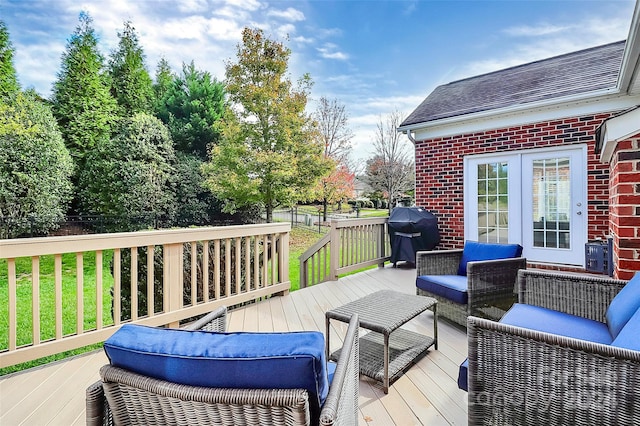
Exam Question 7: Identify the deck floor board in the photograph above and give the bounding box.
[0,264,468,425]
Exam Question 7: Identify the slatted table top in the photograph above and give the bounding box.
[326,289,436,335]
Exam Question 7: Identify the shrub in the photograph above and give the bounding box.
[78,113,176,231]
[0,91,74,238]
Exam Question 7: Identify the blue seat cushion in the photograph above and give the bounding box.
[606,272,640,339]
[104,324,330,411]
[417,275,468,304]
[458,358,468,391]
[611,307,640,351]
[457,240,523,276]
[501,303,613,344]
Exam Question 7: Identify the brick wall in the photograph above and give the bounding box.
[414,112,614,252]
[608,134,640,280]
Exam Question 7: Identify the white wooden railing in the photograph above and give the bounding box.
[0,223,290,368]
[299,218,390,287]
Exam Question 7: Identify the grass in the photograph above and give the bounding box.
[288,227,327,291]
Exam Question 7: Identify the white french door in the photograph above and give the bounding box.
[465,146,587,266]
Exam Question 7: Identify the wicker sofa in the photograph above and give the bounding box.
[416,241,526,326]
[464,270,640,425]
[86,306,360,426]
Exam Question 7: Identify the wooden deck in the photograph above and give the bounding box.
[0,265,468,425]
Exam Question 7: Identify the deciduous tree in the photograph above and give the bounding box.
[313,97,355,220]
[204,28,330,222]
[365,110,414,214]
[109,21,154,114]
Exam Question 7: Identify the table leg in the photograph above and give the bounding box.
[383,333,389,394]
[325,316,330,360]
[433,304,438,350]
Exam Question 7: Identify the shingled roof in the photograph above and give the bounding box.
[401,40,626,128]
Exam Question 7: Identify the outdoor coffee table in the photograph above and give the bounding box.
[326,290,437,393]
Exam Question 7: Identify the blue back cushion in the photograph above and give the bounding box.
[104,324,329,410]
[457,240,523,276]
[606,272,640,339]
[611,307,640,351]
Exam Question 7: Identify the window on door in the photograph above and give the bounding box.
[532,157,571,249]
[476,162,509,243]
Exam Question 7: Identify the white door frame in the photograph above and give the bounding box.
[464,145,588,266]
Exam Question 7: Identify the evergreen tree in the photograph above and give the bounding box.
[109,21,154,114]
[0,20,20,98]
[154,61,225,159]
[51,12,116,165]
[153,57,173,108]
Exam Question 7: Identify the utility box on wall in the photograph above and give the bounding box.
[585,238,613,277]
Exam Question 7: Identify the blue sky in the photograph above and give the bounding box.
[1,0,636,162]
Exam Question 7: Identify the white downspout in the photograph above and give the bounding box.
[403,130,418,206]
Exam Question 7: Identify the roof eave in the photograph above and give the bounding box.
[397,87,622,136]
[597,105,640,163]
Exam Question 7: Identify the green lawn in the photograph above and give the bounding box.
[0,222,385,375]
[0,251,114,375]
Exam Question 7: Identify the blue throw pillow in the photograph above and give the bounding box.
[104,324,329,412]
[457,240,523,276]
[606,272,640,339]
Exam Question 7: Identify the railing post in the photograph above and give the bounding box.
[379,222,387,268]
[299,258,307,289]
[329,221,340,281]
[277,232,290,295]
[163,243,183,328]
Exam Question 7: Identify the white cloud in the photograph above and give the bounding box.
[13,41,66,93]
[225,0,263,12]
[503,23,570,37]
[292,35,314,44]
[317,43,349,60]
[458,14,631,81]
[316,27,342,39]
[267,7,305,22]
[176,0,209,13]
[275,24,297,39]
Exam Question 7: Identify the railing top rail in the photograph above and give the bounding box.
[332,217,389,228]
[0,223,291,259]
[299,233,330,264]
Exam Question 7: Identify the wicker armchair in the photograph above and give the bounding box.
[86,306,360,426]
[467,270,640,425]
[416,244,526,326]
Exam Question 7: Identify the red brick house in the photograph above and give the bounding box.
[399,3,640,279]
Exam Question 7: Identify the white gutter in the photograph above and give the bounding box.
[617,0,640,93]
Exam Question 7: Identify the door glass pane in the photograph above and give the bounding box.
[477,162,508,243]
[532,157,571,249]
